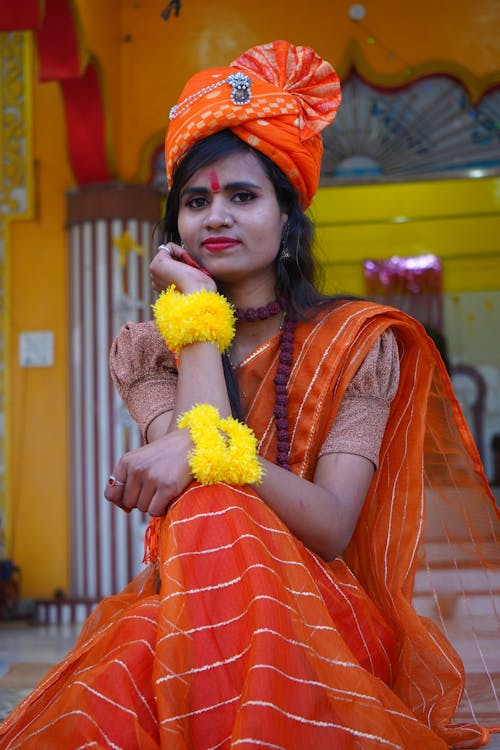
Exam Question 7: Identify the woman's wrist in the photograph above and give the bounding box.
[178,404,263,486]
[152,285,236,354]
[179,277,217,295]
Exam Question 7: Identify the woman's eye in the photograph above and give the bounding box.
[187,196,208,208]
[233,191,256,203]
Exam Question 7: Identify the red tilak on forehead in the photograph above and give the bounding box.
[209,169,220,192]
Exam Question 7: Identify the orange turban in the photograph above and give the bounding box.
[165,40,342,207]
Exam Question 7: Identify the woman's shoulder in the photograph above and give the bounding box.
[305,297,418,332]
[109,319,175,395]
[348,328,399,399]
[111,319,166,359]
[296,299,400,380]
[303,297,376,328]
[115,318,161,340]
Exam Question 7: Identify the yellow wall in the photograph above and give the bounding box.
[5,0,500,597]
[9,74,75,596]
[312,176,500,296]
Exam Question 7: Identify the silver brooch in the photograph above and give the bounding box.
[227,72,252,106]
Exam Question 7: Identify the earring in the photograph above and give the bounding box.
[279,223,291,261]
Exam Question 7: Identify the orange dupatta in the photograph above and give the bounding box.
[239,299,500,747]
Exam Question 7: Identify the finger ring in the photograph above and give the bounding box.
[108,475,125,487]
[158,243,173,256]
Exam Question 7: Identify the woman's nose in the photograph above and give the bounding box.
[203,198,233,229]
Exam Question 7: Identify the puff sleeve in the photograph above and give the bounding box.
[318,329,400,468]
[109,320,177,441]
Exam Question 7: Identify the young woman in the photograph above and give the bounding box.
[107,129,387,563]
[1,40,499,750]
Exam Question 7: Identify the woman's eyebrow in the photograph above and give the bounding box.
[223,181,261,191]
[180,185,210,199]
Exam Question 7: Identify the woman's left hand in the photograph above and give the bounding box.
[104,429,194,516]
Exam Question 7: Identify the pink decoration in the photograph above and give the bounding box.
[364,254,443,332]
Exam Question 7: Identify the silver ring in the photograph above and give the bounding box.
[108,475,125,488]
[158,243,173,255]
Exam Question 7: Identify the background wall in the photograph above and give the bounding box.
[2,0,499,599]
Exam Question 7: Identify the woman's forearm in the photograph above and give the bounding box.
[253,461,343,560]
[254,454,374,561]
[168,341,232,430]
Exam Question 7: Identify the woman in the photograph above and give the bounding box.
[1,40,499,750]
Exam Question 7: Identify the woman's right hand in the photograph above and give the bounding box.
[150,243,216,295]
[104,428,194,516]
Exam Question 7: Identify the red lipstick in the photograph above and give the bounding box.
[203,236,239,252]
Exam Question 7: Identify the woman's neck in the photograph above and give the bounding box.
[217,275,284,367]
[218,276,276,311]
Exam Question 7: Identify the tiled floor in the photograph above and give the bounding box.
[0,621,499,747]
[0,622,80,722]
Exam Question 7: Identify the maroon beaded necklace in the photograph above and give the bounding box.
[234,299,282,322]
[234,299,295,471]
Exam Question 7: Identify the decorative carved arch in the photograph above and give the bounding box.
[322,73,500,183]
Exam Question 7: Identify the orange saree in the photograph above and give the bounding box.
[1,301,499,749]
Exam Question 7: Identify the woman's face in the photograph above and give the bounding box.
[177,150,288,288]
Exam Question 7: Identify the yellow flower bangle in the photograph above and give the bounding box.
[152,285,236,353]
[178,404,263,486]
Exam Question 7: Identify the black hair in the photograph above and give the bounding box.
[159,130,351,418]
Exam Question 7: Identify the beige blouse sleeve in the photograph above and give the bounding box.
[109,320,178,441]
[318,329,400,468]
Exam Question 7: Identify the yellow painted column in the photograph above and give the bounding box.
[0,31,34,559]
